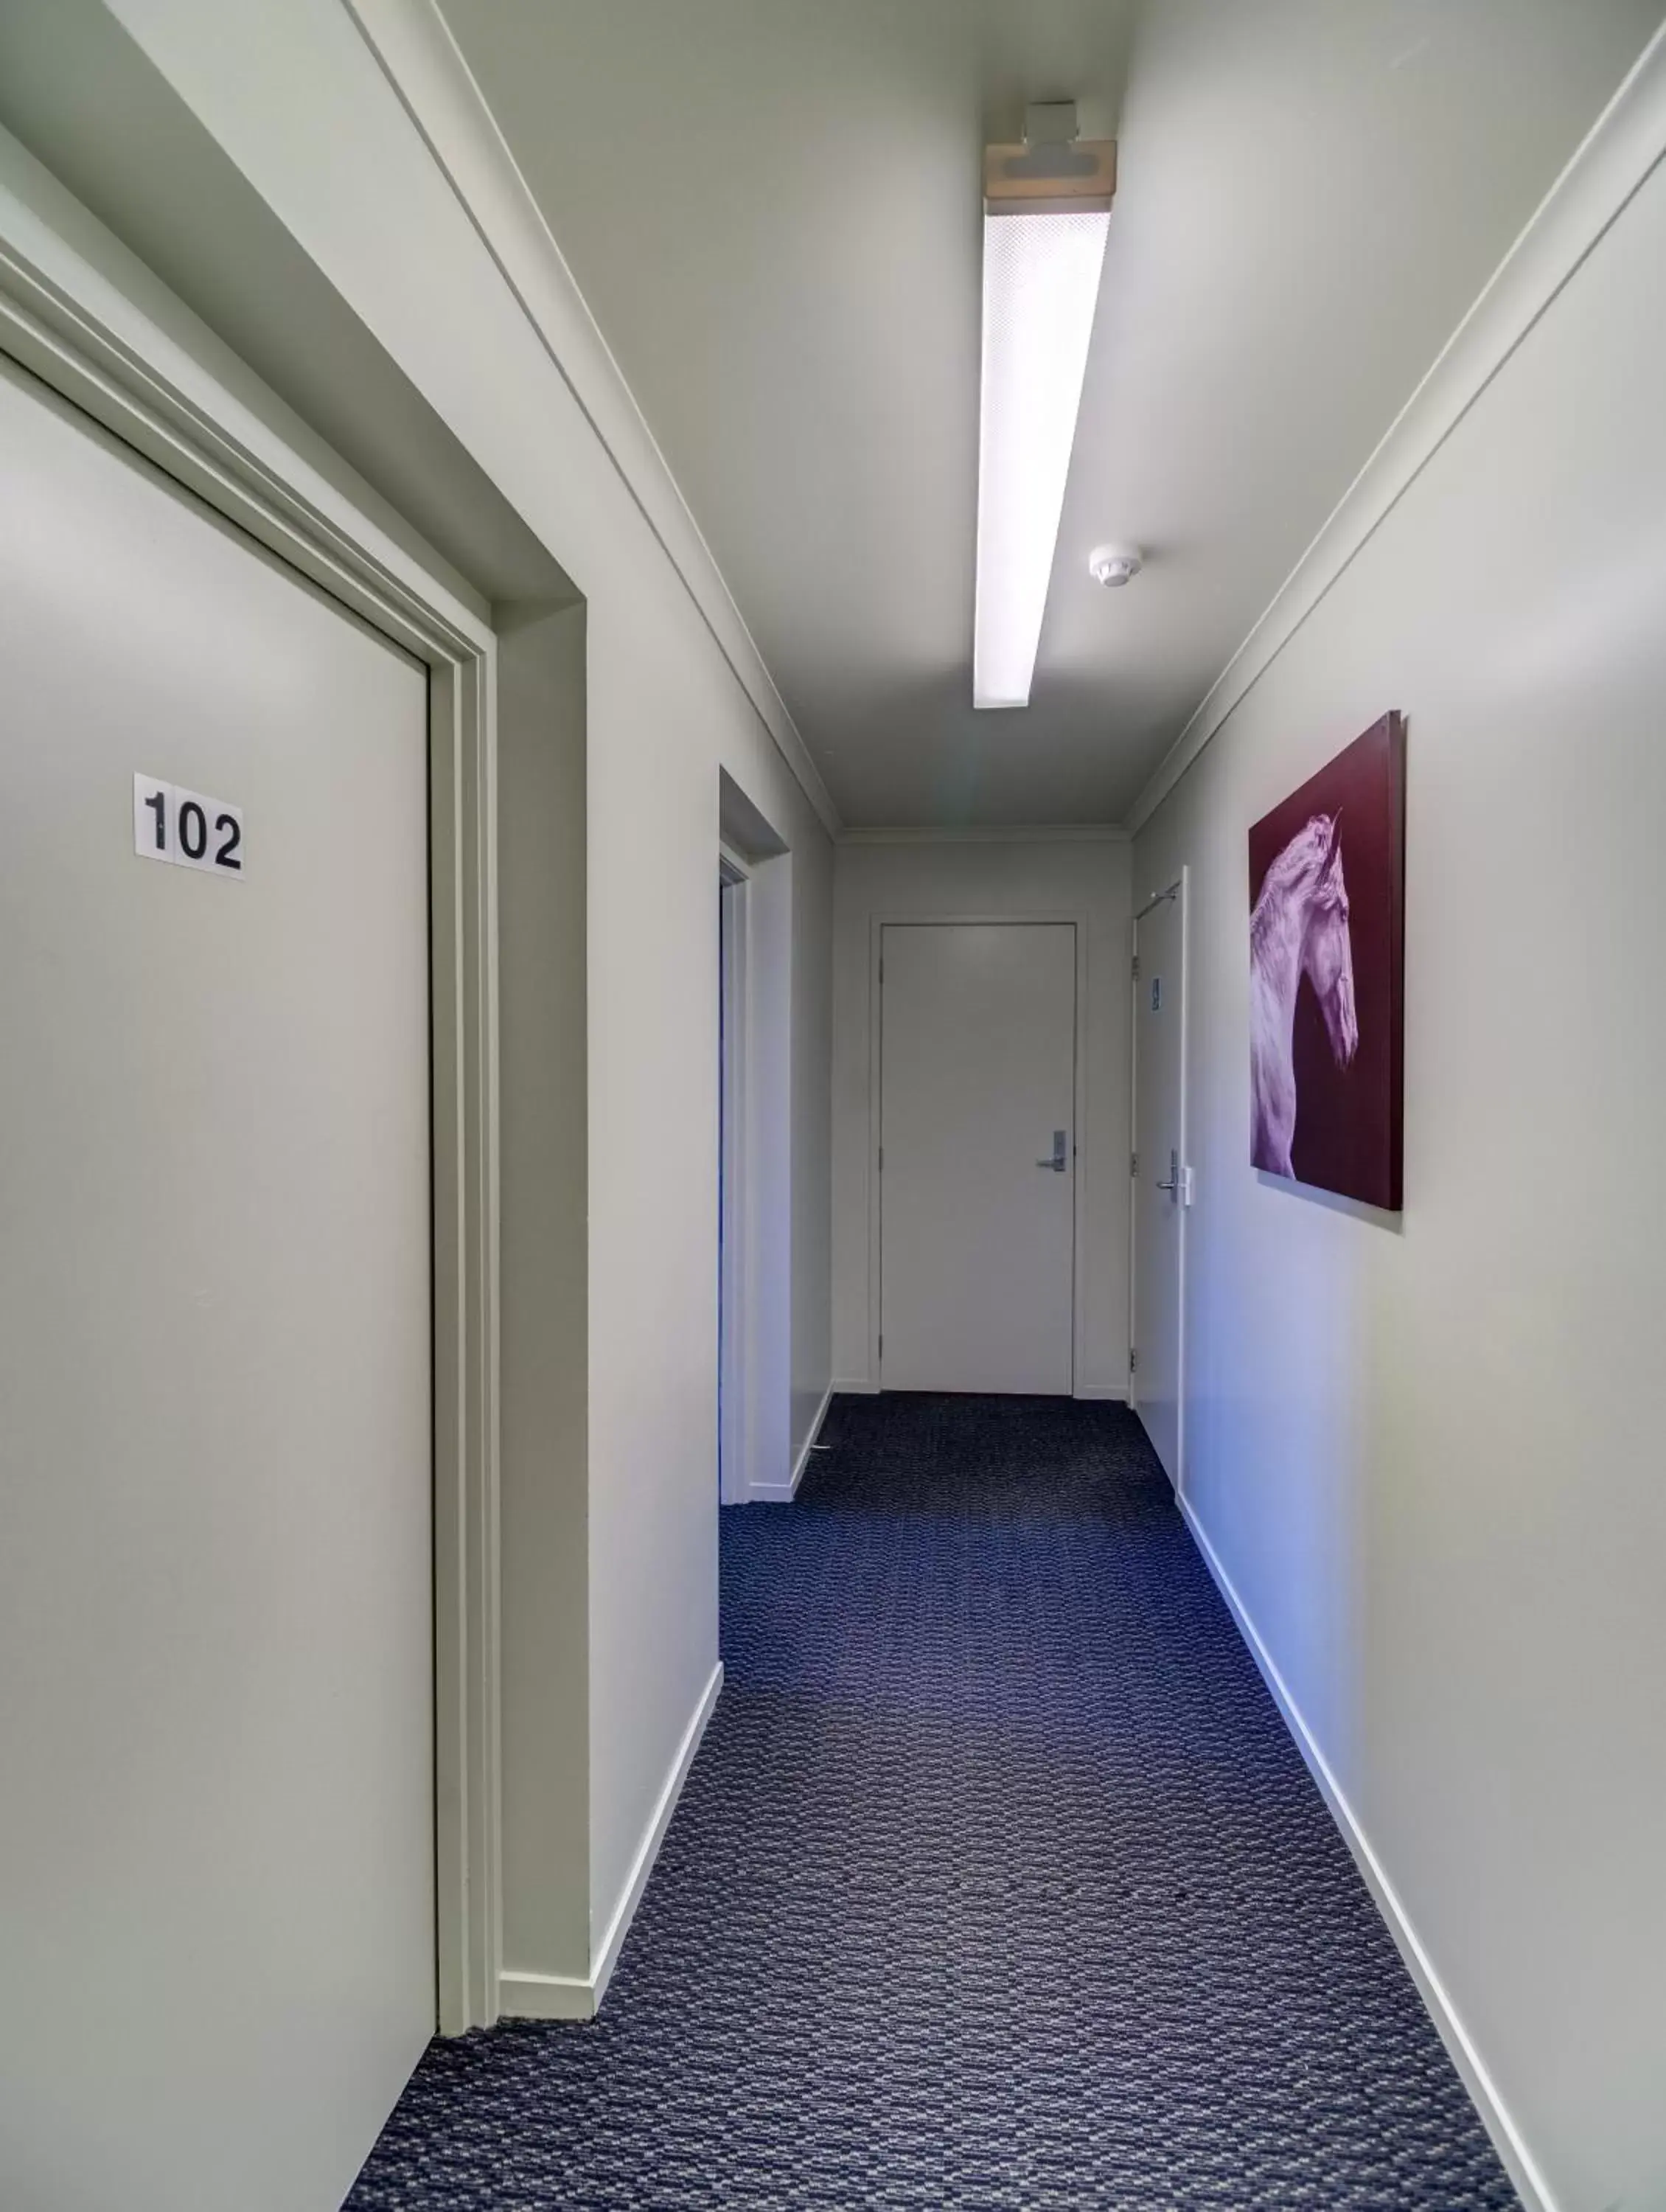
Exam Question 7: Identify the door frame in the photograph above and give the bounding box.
[717,847,750,1503]
[0,159,503,2033]
[1129,868,1190,1493]
[717,833,796,1499]
[868,913,1090,1394]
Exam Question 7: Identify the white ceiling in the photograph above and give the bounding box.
[439,0,1658,827]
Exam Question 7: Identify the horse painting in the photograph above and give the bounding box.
[1247,714,1405,1208]
[1250,811,1358,1178]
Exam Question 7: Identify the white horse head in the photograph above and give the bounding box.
[1300,813,1358,1068]
[1250,811,1358,1175]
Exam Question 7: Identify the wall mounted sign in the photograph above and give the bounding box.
[1248,712,1406,1210]
[133,773,244,878]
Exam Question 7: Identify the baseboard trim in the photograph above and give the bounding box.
[498,1660,724,2023]
[1176,1494,1556,2212]
[588,1660,722,2008]
[753,1380,834,1502]
[495,1964,594,2021]
[832,1376,880,1396]
[1073,1380,1131,1402]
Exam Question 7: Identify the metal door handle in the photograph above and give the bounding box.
[1155,1147,1179,1194]
[1036,1130,1068,1172]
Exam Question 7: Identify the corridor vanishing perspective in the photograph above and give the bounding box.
[349,1397,1513,2208]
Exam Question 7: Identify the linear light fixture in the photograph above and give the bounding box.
[974,104,1116,709]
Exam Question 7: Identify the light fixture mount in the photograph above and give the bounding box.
[983,101,1118,219]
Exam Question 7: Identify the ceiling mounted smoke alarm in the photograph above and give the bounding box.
[1088,543,1143,587]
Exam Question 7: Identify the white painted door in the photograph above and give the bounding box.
[1132,873,1188,1486]
[0,358,434,2211]
[880,922,1076,1394]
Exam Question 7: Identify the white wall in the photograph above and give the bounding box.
[1132,106,1666,2212]
[497,603,590,1983]
[832,836,1132,1395]
[790,841,834,1456]
[93,0,836,2006]
[744,851,796,1497]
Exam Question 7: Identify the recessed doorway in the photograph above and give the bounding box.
[1130,871,1189,1488]
[719,846,750,1503]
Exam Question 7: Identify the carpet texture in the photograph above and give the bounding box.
[347,1393,1518,2210]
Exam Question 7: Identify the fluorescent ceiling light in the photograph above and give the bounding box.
[974,209,1109,709]
[973,114,1114,711]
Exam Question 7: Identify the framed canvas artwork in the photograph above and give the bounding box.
[1248,712,1407,1210]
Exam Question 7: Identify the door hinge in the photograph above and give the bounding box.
[1130,1150,1137,1178]
[877,1145,884,1171]
[1129,1346,1137,1374]
[878,1333,883,1359]
[1131,952,1140,980]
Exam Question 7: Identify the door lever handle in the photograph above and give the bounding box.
[1036,1130,1069,1172]
[1155,1146,1179,1194]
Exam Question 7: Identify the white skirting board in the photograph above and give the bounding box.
[498,1660,724,2022]
[1073,1380,1131,1402]
[1176,1495,1557,2212]
[748,1381,835,1503]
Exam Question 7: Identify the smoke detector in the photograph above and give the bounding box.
[1088,543,1143,587]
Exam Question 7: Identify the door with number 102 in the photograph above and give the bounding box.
[1,349,433,2212]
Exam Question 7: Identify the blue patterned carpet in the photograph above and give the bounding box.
[348,1394,1516,2209]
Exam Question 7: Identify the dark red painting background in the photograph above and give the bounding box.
[1247,713,1406,1211]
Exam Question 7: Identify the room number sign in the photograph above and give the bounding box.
[133,773,244,878]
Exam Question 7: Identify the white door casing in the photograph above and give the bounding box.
[0,357,435,2211]
[879,922,1077,1395]
[718,858,748,1503]
[1131,871,1189,1486]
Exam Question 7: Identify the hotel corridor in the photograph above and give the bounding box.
[348,1396,1513,2208]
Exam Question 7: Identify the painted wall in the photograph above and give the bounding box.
[832,838,1132,1396]
[746,852,797,1498]
[790,844,834,1458]
[497,604,590,1982]
[1132,132,1666,2212]
[581,605,831,1947]
[94,0,836,1998]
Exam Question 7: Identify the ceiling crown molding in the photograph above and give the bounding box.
[344,0,842,840]
[1128,16,1666,837]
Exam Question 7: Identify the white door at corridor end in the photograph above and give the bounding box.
[1132,872,1190,1487]
[879,921,1077,1394]
[0,352,435,2212]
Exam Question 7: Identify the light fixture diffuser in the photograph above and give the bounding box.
[973,113,1115,711]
